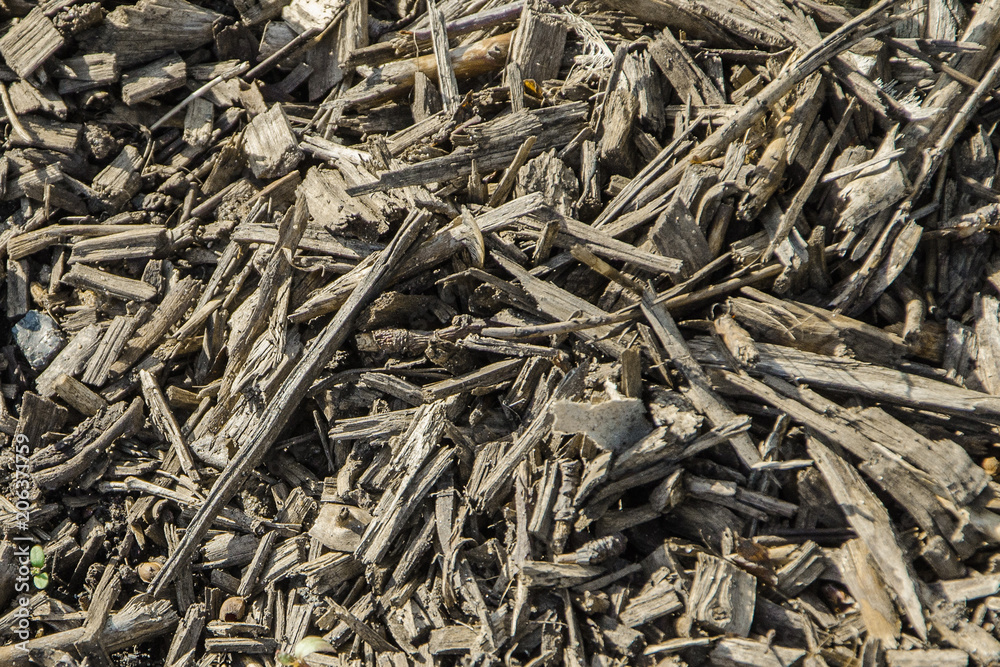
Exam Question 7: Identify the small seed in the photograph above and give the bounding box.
[220,596,247,622]
[984,457,1000,477]
[137,562,162,583]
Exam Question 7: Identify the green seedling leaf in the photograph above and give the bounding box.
[33,573,49,589]
[30,545,45,569]
[276,654,296,666]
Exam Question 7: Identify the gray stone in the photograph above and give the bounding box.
[13,310,66,369]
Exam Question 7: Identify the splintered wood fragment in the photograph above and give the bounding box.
[31,398,144,491]
[244,104,304,179]
[52,54,120,94]
[620,347,642,398]
[91,146,144,212]
[508,0,568,84]
[140,370,200,481]
[9,116,81,152]
[164,603,206,666]
[292,194,548,321]
[412,70,443,121]
[651,197,713,277]
[728,289,910,363]
[619,576,683,627]
[571,245,643,294]
[53,374,108,415]
[427,0,461,113]
[689,337,1000,419]
[488,136,537,207]
[203,638,277,654]
[82,315,140,387]
[689,553,755,636]
[62,264,157,302]
[16,393,68,447]
[422,358,523,401]
[7,259,28,320]
[237,530,278,597]
[600,0,731,43]
[234,0,287,25]
[112,276,201,374]
[713,314,758,366]
[520,213,684,277]
[762,100,854,264]
[493,253,623,357]
[70,227,167,264]
[806,435,927,639]
[75,563,122,666]
[429,626,479,655]
[36,324,104,397]
[121,54,187,106]
[151,211,427,597]
[648,28,725,106]
[709,639,806,667]
[350,102,587,195]
[520,561,603,587]
[884,650,969,667]
[183,97,214,148]
[80,0,223,68]
[0,596,178,667]
[0,8,65,78]
[773,541,826,597]
[325,598,398,653]
[469,365,585,509]
[641,293,760,467]
[356,402,452,564]
[8,220,150,260]
[598,88,637,175]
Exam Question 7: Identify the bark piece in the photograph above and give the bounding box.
[648,27,726,106]
[91,146,145,212]
[121,54,187,106]
[689,553,756,636]
[80,0,224,68]
[507,0,567,84]
[244,104,304,179]
[0,8,64,78]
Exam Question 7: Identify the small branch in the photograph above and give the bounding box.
[0,81,32,144]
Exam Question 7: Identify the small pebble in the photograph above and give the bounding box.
[13,311,66,369]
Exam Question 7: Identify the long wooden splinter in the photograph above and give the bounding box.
[149,211,428,598]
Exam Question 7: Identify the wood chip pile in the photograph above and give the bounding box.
[5,0,1000,665]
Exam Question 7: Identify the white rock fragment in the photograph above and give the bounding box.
[552,395,652,451]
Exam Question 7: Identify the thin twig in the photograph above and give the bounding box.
[0,81,32,144]
[150,63,249,132]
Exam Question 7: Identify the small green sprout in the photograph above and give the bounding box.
[30,545,48,589]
